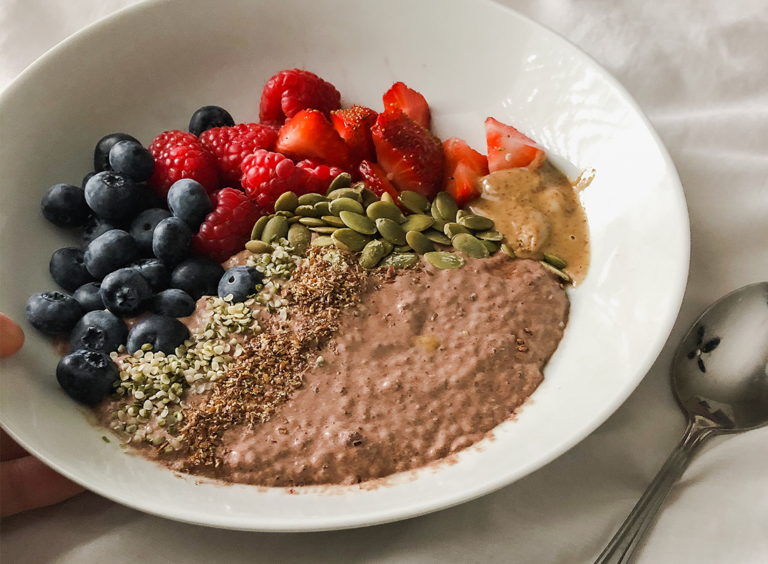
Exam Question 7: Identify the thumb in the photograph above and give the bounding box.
[1,455,85,517]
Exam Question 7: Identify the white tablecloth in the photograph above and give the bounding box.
[2,1,768,562]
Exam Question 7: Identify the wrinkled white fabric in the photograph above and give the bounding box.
[2,1,768,562]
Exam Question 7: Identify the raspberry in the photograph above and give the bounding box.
[259,69,342,126]
[240,150,314,211]
[191,188,264,263]
[148,130,219,199]
[199,123,278,186]
[296,159,345,194]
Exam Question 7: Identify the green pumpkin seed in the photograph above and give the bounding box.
[245,240,274,254]
[500,243,516,258]
[400,214,434,233]
[424,251,466,270]
[423,228,451,245]
[541,261,571,282]
[329,197,364,216]
[458,214,494,231]
[435,192,459,222]
[380,192,395,204]
[274,191,299,213]
[326,172,352,193]
[475,230,503,242]
[288,216,302,224]
[295,204,320,218]
[380,252,418,269]
[481,240,499,254]
[321,215,346,228]
[332,228,370,252]
[366,201,405,223]
[339,210,377,235]
[398,190,430,214]
[275,210,294,218]
[287,223,311,254]
[380,239,394,255]
[444,222,470,239]
[456,209,470,221]
[376,218,407,245]
[542,252,568,269]
[250,216,270,240]
[359,187,379,208]
[430,199,441,221]
[261,215,289,243]
[327,187,362,202]
[312,235,334,247]
[359,240,388,269]
[351,181,367,191]
[313,201,331,216]
[310,226,339,234]
[406,230,434,254]
[452,233,489,258]
[393,244,412,252]
[298,217,327,227]
[432,218,447,232]
[297,193,327,206]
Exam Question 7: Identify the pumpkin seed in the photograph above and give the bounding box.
[456,209,470,221]
[366,201,405,223]
[310,226,339,234]
[297,193,327,206]
[298,217,327,227]
[329,197,364,216]
[327,187,362,202]
[423,228,451,245]
[380,192,395,204]
[424,251,465,270]
[312,235,334,247]
[400,214,434,233]
[430,199,441,221]
[398,190,430,214]
[288,216,302,224]
[339,210,377,235]
[250,216,270,240]
[313,201,331,216]
[393,244,412,252]
[380,252,418,269]
[444,222,470,239]
[376,218,407,245]
[380,239,394,255]
[435,192,458,222]
[432,217,447,232]
[274,191,299,213]
[542,252,568,269]
[295,204,320,218]
[321,215,346,228]
[360,187,379,208]
[261,215,289,243]
[332,228,370,252]
[275,210,294,218]
[287,223,311,254]
[359,240,388,269]
[458,214,494,231]
[500,243,516,258]
[481,240,499,254]
[541,261,571,282]
[475,230,503,242]
[326,172,352,193]
[452,233,489,258]
[406,230,434,254]
[245,240,274,254]
[351,181,367,191]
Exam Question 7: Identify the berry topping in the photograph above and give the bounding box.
[167,179,213,229]
[129,208,172,254]
[218,266,264,302]
[441,137,489,207]
[192,188,264,262]
[484,117,545,172]
[275,109,352,171]
[69,310,128,354]
[382,82,431,130]
[199,123,278,185]
[56,350,119,406]
[108,140,155,182]
[84,230,139,279]
[84,171,140,220]
[152,217,192,266]
[128,258,171,292]
[81,216,118,248]
[100,267,152,318]
[358,160,401,203]
[259,69,342,126]
[170,256,225,300]
[295,159,345,194]
[26,291,83,335]
[241,150,312,211]
[151,289,196,318]
[49,247,95,292]
[126,315,190,355]
[330,105,378,167]
[41,183,90,228]
[147,130,219,199]
[93,133,140,172]
[188,105,235,137]
[73,282,104,312]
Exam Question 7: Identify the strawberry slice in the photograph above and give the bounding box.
[274,109,353,171]
[382,82,431,130]
[358,160,401,203]
[485,117,545,172]
[370,109,444,200]
[330,105,378,167]
[442,137,489,207]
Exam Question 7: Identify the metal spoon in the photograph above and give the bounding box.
[595,282,768,564]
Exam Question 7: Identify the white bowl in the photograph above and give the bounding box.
[0,0,689,531]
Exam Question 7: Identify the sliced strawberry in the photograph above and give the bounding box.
[274,109,352,171]
[485,117,545,172]
[370,109,444,200]
[382,82,431,130]
[330,105,378,166]
[359,160,400,203]
[442,137,489,207]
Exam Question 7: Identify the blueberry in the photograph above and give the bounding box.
[93,132,140,172]
[84,171,139,220]
[82,172,96,189]
[129,208,171,254]
[134,182,166,212]
[81,216,118,248]
[108,140,155,182]
[127,315,190,355]
[167,179,212,229]
[84,229,138,279]
[128,258,170,292]
[152,217,191,265]
[56,350,118,406]
[41,183,90,228]
[151,289,196,318]
[171,256,224,300]
[26,291,83,335]
[218,266,263,302]
[70,310,128,353]
[100,268,152,317]
[188,105,234,136]
[49,247,95,292]
[73,282,104,312]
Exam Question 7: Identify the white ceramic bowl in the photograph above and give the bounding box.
[0,0,689,531]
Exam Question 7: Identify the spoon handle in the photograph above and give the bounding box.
[593,416,721,564]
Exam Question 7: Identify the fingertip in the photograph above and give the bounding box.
[1,456,85,518]
[0,313,25,358]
